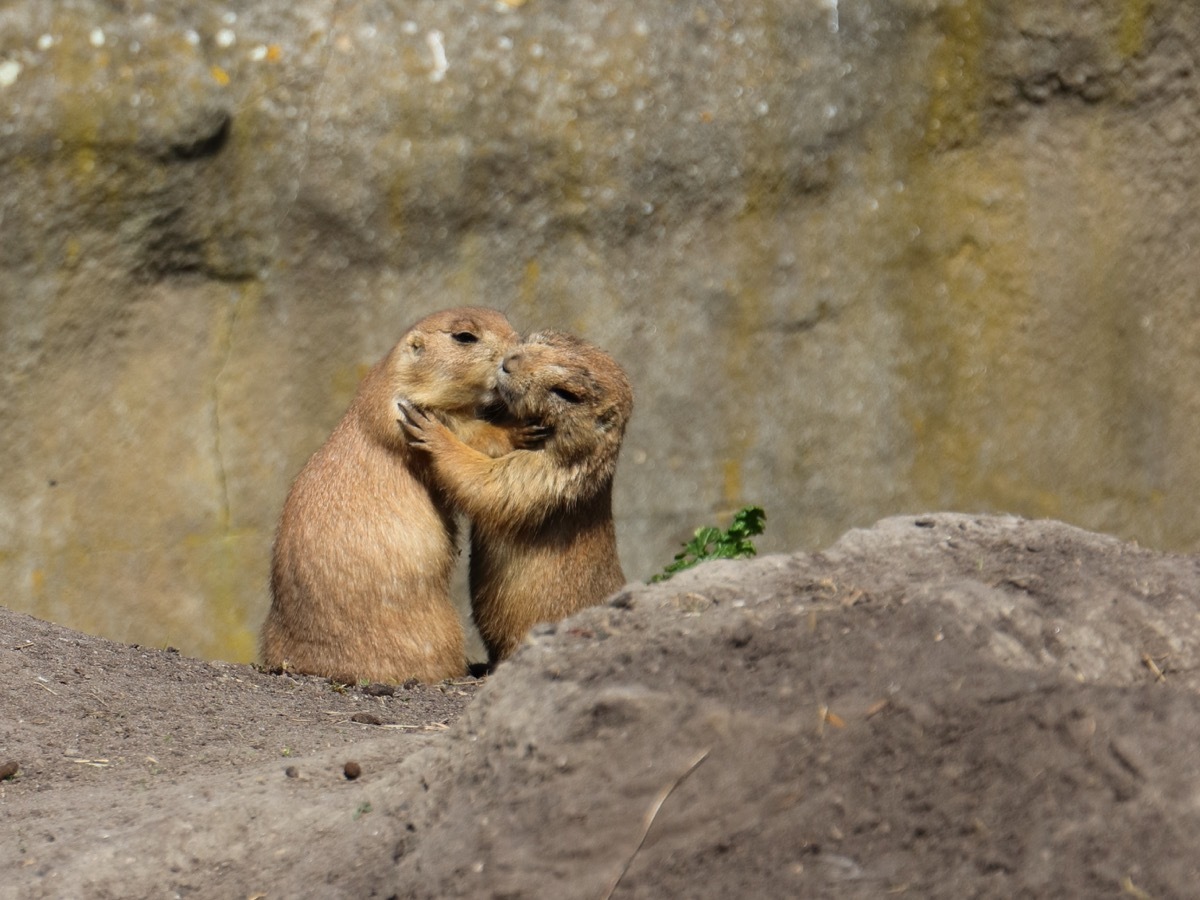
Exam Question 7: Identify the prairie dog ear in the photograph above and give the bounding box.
[408,333,426,356]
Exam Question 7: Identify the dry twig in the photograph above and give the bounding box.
[1141,653,1167,684]
[601,747,711,900]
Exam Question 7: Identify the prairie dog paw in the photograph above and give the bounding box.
[397,399,434,445]
[513,421,554,450]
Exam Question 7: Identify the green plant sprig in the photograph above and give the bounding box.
[651,505,766,583]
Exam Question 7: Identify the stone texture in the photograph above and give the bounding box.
[5,515,1200,898]
[0,1,1198,659]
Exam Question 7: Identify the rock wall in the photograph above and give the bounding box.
[1,1,1198,660]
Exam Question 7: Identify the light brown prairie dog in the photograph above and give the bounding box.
[400,330,633,666]
[261,307,526,684]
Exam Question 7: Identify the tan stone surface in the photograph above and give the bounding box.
[0,1,1197,660]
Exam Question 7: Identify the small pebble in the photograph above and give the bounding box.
[284,766,298,778]
[0,60,21,88]
[361,682,395,697]
[343,761,361,780]
[0,760,19,780]
[608,590,634,609]
[350,712,382,726]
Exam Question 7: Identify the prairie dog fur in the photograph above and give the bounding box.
[400,330,633,666]
[261,307,524,683]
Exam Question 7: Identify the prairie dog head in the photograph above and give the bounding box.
[498,330,633,463]
[387,307,520,413]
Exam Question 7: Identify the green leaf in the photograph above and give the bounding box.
[650,506,766,582]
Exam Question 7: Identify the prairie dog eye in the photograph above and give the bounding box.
[551,386,583,404]
[451,331,480,344]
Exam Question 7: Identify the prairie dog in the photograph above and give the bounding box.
[400,330,633,666]
[261,307,525,683]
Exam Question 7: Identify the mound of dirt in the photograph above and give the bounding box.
[4,514,1200,898]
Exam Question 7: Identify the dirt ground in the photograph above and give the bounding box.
[4,513,1200,898]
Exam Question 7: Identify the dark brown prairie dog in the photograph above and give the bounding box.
[400,330,633,666]
[261,307,525,684]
